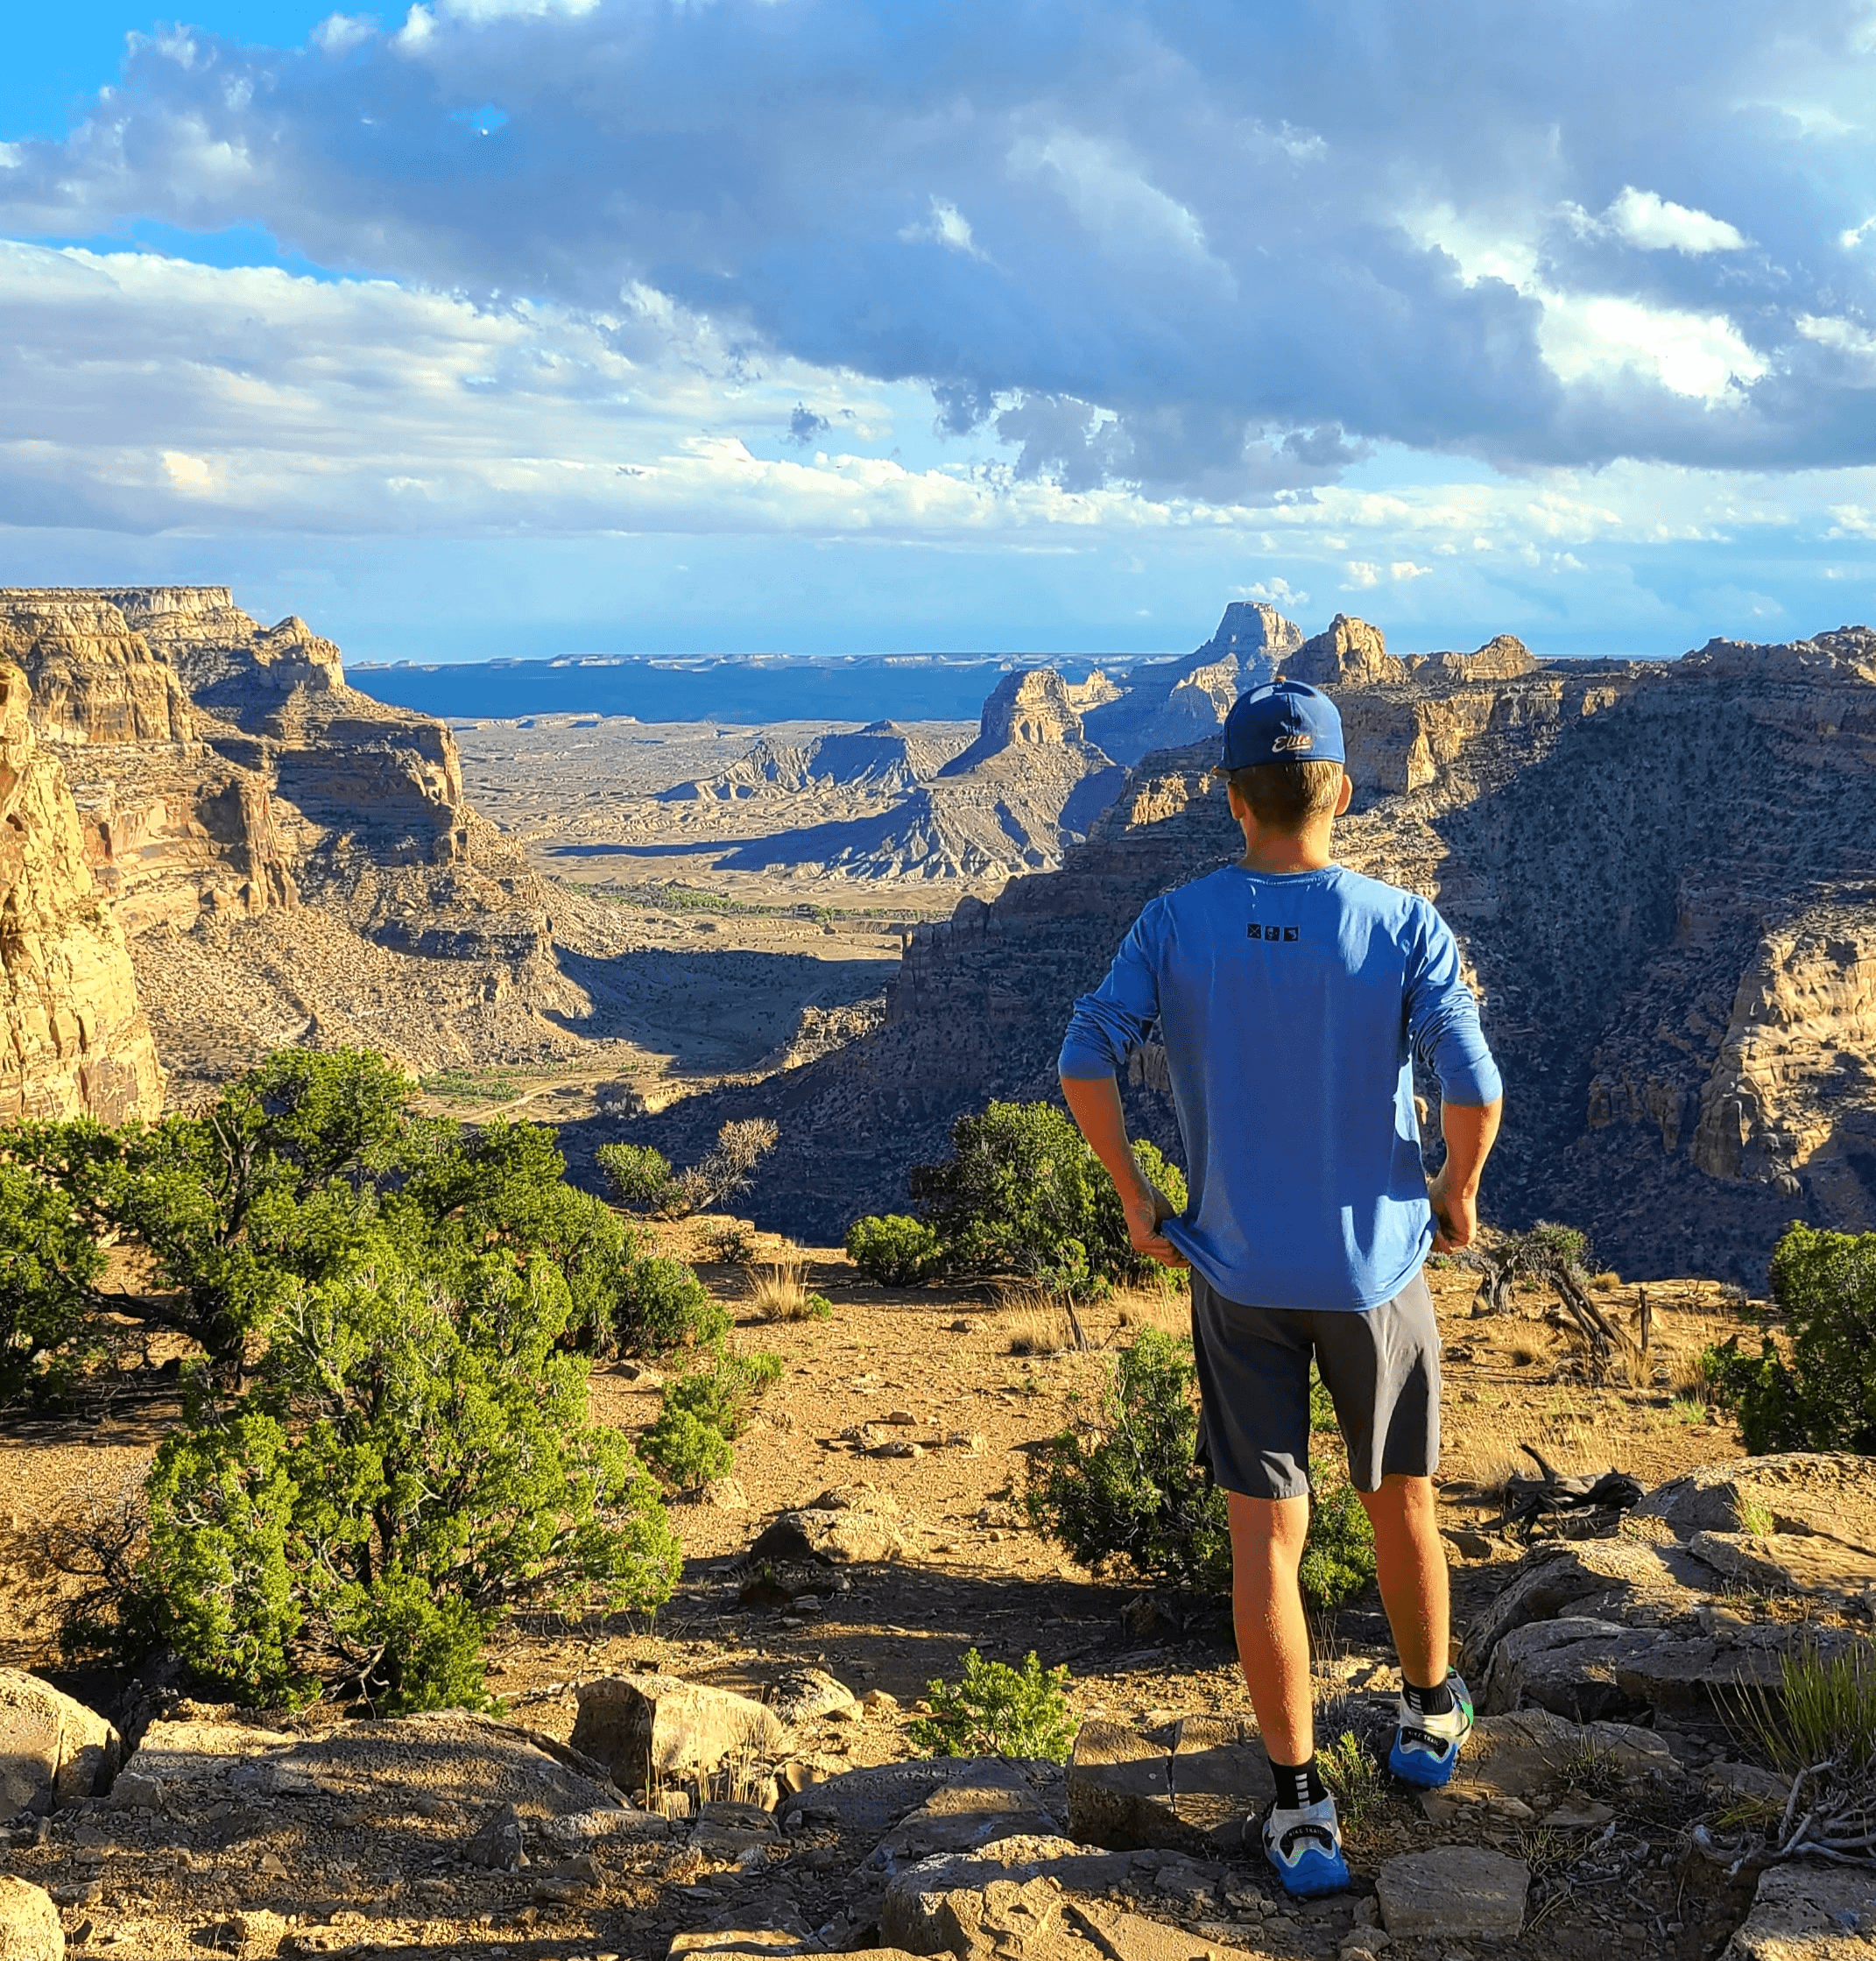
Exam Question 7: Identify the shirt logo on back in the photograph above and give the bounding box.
[1246,924,1301,942]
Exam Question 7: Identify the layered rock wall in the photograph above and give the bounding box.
[0,661,163,1123]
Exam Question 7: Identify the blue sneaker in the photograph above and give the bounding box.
[1256,1795,1351,1898]
[1388,1669,1475,1788]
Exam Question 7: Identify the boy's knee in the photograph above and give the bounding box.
[1358,1473,1437,1529]
[1226,1490,1310,1556]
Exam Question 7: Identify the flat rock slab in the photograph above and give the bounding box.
[572,1674,788,1788]
[881,1838,1137,1950]
[1068,1902,1266,1961]
[769,1667,860,1728]
[781,1759,1012,1840]
[0,1668,121,1816]
[1689,1530,1876,1598]
[872,1760,1059,1864]
[1377,1845,1528,1936]
[1723,1860,1876,1959]
[748,1508,909,1565]
[0,1876,63,1961]
[120,1710,621,1820]
[1638,1454,1876,1550]
[1449,1707,1674,1803]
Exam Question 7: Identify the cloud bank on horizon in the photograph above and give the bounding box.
[4,0,1876,656]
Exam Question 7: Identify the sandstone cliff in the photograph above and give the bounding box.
[1083,603,1302,763]
[638,625,1876,1282]
[0,589,590,1104]
[0,660,163,1124]
[1286,612,1407,688]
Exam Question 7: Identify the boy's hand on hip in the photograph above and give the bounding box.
[1427,1165,1477,1252]
[1124,1180,1190,1269]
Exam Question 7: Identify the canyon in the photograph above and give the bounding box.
[635,614,1876,1283]
[1,587,1872,1280]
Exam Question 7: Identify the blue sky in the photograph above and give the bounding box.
[3,2,1876,663]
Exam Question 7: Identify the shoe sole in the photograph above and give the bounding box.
[1389,1733,1464,1788]
[1266,1850,1351,1899]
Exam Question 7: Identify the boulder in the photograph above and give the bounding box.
[1376,1846,1528,1936]
[571,1675,788,1789]
[748,1497,909,1565]
[879,1840,1132,1952]
[1722,1859,1876,1959]
[0,1670,122,1816]
[0,1876,63,1961]
[1481,1614,1868,1722]
[768,1668,860,1729]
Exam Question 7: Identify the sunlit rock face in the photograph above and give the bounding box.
[0,658,163,1123]
[0,588,583,1104]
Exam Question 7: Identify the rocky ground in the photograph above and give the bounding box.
[9,1254,1874,1960]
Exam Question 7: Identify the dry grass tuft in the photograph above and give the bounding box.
[1113,1287,1189,1338]
[991,1284,1075,1356]
[746,1259,826,1323]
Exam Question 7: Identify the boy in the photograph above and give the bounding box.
[1057,679,1502,1899]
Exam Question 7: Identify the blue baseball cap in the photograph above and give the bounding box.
[1217,680,1345,771]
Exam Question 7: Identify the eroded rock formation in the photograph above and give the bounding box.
[0,660,163,1123]
[0,589,591,1104]
[642,624,1876,1280]
[1083,603,1303,764]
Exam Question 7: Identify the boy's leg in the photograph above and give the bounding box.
[1357,1473,1449,1690]
[1224,1492,1314,1763]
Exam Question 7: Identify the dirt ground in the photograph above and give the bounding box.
[0,1248,1767,1961]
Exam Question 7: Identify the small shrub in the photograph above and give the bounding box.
[1029,1329,1373,1603]
[1026,1329,1231,1595]
[1705,1226,1876,1453]
[845,1215,947,1287]
[706,1222,759,1266]
[596,1142,679,1213]
[1671,1396,1708,1426]
[905,1101,1188,1294]
[612,1255,727,1357]
[660,1348,783,1443]
[674,1120,779,1216]
[641,1407,735,1492]
[908,1648,1077,1762]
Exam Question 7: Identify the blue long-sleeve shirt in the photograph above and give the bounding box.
[1059,863,1501,1311]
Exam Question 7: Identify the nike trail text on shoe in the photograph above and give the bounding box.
[1389,1668,1474,1788]
[1254,1795,1350,1898]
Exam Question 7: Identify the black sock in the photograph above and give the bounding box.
[1268,1754,1326,1810]
[1403,1672,1455,1718]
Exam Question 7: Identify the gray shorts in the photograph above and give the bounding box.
[1189,1270,1441,1499]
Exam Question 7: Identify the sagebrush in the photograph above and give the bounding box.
[909,1648,1077,1761]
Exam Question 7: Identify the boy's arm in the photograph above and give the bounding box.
[1427,1096,1501,1251]
[1059,1074,1189,1269]
[1406,903,1505,1252]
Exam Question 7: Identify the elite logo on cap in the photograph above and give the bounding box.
[1217,680,1346,772]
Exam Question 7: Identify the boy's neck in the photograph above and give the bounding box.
[1239,820,1336,875]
